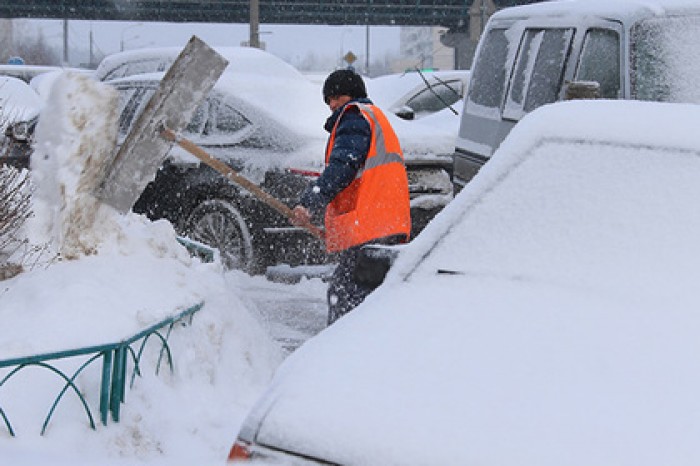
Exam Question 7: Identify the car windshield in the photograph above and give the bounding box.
[631,15,700,103]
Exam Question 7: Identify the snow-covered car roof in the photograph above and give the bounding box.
[95,45,306,83]
[236,99,700,465]
[493,0,700,22]
[0,76,42,129]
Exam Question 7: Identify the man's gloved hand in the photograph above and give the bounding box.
[291,205,312,227]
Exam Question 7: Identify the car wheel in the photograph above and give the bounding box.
[185,199,255,272]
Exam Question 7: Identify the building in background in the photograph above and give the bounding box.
[394,26,454,73]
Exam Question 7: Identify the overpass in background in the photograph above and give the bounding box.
[0,0,544,69]
[0,1,541,28]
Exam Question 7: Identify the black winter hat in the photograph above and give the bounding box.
[322,69,367,103]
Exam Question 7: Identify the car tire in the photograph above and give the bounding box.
[184,198,256,273]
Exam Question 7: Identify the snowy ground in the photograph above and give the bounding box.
[1,270,328,465]
[0,71,330,464]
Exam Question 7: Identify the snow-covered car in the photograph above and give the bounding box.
[367,69,470,121]
[0,76,42,169]
[228,99,700,464]
[111,48,455,273]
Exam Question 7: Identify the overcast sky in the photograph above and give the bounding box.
[24,19,402,70]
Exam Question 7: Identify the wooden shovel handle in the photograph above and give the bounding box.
[160,128,325,241]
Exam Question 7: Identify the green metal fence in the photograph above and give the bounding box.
[0,301,203,436]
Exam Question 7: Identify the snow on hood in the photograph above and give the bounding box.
[388,111,457,158]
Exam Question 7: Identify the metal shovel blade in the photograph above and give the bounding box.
[93,35,228,213]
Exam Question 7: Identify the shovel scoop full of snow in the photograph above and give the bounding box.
[92,36,229,213]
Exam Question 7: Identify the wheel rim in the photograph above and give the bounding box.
[187,199,253,270]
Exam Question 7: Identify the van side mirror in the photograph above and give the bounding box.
[564,80,601,100]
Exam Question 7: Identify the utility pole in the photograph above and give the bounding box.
[249,0,260,48]
[365,23,370,75]
[63,19,69,65]
[480,0,487,35]
[89,23,94,66]
[364,3,371,77]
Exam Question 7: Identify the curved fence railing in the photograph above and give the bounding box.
[0,301,203,436]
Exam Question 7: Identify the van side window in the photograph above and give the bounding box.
[468,28,509,109]
[504,28,573,118]
[576,29,620,98]
[523,29,573,112]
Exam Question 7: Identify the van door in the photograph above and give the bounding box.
[502,28,574,121]
[573,26,623,99]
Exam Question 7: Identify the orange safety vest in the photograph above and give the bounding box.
[324,102,411,252]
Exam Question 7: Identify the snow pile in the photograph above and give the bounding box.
[0,71,282,464]
[28,71,123,259]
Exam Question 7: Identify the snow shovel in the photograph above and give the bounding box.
[160,127,325,241]
[93,35,229,213]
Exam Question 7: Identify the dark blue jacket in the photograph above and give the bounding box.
[299,97,373,217]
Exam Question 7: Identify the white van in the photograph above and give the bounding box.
[453,0,700,191]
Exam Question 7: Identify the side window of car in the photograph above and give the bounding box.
[125,59,162,77]
[576,28,621,99]
[117,87,155,137]
[524,28,573,112]
[468,28,509,110]
[212,101,251,136]
[186,99,210,136]
[505,28,574,118]
[405,79,464,114]
[116,87,142,135]
[104,64,128,81]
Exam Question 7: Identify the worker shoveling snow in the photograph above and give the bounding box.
[0,71,282,464]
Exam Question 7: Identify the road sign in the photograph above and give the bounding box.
[343,51,357,64]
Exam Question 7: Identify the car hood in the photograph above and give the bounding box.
[248,272,700,465]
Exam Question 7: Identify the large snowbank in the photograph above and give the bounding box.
[0,71,282,464]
